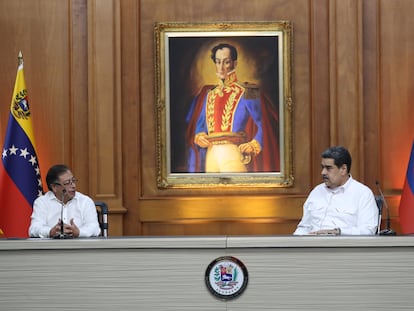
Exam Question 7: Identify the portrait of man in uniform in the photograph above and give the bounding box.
[155,22,293,188]
[167,37,281,174]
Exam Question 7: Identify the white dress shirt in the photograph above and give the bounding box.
[29,191,101,238]
[294,176,379,235]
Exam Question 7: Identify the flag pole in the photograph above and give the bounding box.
[18,51,23,65]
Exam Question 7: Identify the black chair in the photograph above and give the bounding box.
[95,201,108,238]
[375,195,383,235]
[375,195,396,235]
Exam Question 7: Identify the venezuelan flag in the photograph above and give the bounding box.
[399,140,414,234]
[0,53,43,238]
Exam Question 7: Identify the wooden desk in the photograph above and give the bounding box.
[1,236,413,310]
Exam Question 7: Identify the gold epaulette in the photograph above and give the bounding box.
[240,82,260,99]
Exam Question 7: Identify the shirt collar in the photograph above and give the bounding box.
[325,175,353,193]
[46,190,77,203]
[218,70,237,87]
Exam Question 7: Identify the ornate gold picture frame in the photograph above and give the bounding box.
[155,22,293,189]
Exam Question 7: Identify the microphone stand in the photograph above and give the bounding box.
[376,181,396,236]
[53,189,72,239]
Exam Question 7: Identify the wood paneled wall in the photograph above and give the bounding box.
[0,0,412,236]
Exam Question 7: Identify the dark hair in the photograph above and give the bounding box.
[46,164,71,191]
[321,146,352,173]
[210,43,238,62]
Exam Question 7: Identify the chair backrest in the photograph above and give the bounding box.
[375,195,383,235]
[95,201,108,238]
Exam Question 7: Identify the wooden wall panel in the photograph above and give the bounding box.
[133,0,313,235]
[0,0,71,174]
[119,0,141,235]
[0,0,126,236]
[310,0,330,186]
[362,0,381,190]
[378,0,414,190]
[0,0,413,236]
[70,0,92,202]
[362,0,414,221]
[139,0,311,197]
[329,0,364,177]
[87,0,126,235]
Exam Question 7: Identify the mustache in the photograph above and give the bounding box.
[322,175,329,180]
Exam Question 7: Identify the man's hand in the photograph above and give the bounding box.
[239,140,261,156]
[49,220,62,237]
[239,142,254,154]
[68,219,80,238]
[194,133,211,148]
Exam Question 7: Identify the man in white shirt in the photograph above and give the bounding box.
[29,164,101,238]
[293,146,379,236]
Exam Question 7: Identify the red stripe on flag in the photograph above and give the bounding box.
[0,165,32,238]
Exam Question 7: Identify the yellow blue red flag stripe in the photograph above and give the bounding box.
[0,56,43,238]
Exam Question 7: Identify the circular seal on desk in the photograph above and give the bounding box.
[205,256,248,300]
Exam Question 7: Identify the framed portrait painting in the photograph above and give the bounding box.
[155,21,293,188]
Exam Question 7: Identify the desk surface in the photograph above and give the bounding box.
[1,235,413,250]
[2,236,414,310]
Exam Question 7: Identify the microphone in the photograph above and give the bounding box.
[375,181,396,236]
[53,188,72,239]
